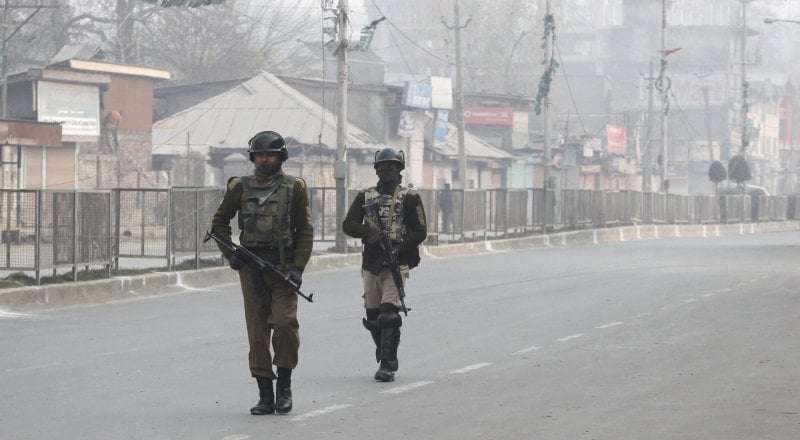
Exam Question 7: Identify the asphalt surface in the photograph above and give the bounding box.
[1,230,799,439]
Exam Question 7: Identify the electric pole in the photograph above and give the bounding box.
[326,0,383,251]
[442,1,469,189]
[543,0,553,192]
[739,0,751,155]
[658,0,669,193]
[334,0,349,252]
[642,57,655,192]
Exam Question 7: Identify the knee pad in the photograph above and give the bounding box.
[363,308,380,332]
[377,304,402,328]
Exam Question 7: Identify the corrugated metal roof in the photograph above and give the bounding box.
[429,124,515,161]
[152,71,385,156]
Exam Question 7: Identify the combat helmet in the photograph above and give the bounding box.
[373,147,405,170]
[247,131,288,162]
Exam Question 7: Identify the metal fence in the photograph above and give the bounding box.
[1,187,798,284]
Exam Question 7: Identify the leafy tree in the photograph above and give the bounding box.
[708,160,726,184]
[728,154,751,191]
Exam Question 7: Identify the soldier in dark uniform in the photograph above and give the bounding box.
[211,130,313,415]
[342,147,427,382]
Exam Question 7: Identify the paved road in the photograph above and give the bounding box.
[1,231,799,439]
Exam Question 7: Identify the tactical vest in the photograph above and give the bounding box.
[239,175,295,249]
[364,185,409,243]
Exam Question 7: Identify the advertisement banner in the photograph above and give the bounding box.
[512,111,529,147]
[464,106,514,126]
[430,76,453,109]
[37,81,100,138]
[398,111,415,137]
[434,109,449,147]
[606,124,626,155]
[402,81,432,109]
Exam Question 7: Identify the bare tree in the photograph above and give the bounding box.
[137,0,319,82]
[4,0,319,84]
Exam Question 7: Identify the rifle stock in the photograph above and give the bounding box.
[364,203,409,316]
[204,230,313,303]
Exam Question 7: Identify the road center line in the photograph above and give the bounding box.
[381,380,434,394]
[595,321,623,329]
[291,404,352,422]
[555,333,583,342]
[513,346,542,355]
[449,362,493,374]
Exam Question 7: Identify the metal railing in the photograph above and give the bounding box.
[1,187,797,284]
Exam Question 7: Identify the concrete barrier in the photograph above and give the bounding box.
[2,221,798,312]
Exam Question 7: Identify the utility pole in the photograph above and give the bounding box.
[334,0,349,252]
[543,0,553,192]
[739,0,751,155]
[442,1,469,189]
[658,0,669,193]
[322,1,382,251]
[642,57,655,192]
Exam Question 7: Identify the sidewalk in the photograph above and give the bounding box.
[1,221,797,312]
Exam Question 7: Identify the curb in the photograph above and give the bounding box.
[2,221,798,312]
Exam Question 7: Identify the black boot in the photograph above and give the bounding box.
[362,308,381,363]
[375,305,401,382]
[275,367,293,414]
[250,377,274,415]
[374,360,395,382]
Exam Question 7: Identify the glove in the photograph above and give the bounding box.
[228,248,246,271]
[364,227,381,245]
[287,266,303,288]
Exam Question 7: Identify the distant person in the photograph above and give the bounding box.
[342,147,427,382]
[439,182,454,234]
[211,130,313,415]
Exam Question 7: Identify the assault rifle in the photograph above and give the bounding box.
[364,203,409,316]
[204,230,313,303]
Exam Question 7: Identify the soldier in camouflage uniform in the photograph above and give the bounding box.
[211,130,313,415]
[342,147,427,382]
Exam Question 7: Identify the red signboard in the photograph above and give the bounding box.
[464,106,514,126]
[606,124,626,155]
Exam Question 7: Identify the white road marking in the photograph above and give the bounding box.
[555,333,583,342]
[380,381,434,394]
[702,293,716,298]
[291,404,352,422]
[221,435,251,440]
[595,321,623,329]
[716,287,732,293]
[175,272,221,292]
[513,346,542,355]
[449,362,493,374]
[0,310,35,319]
[632,312,651,319]
[681,298,697,304]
